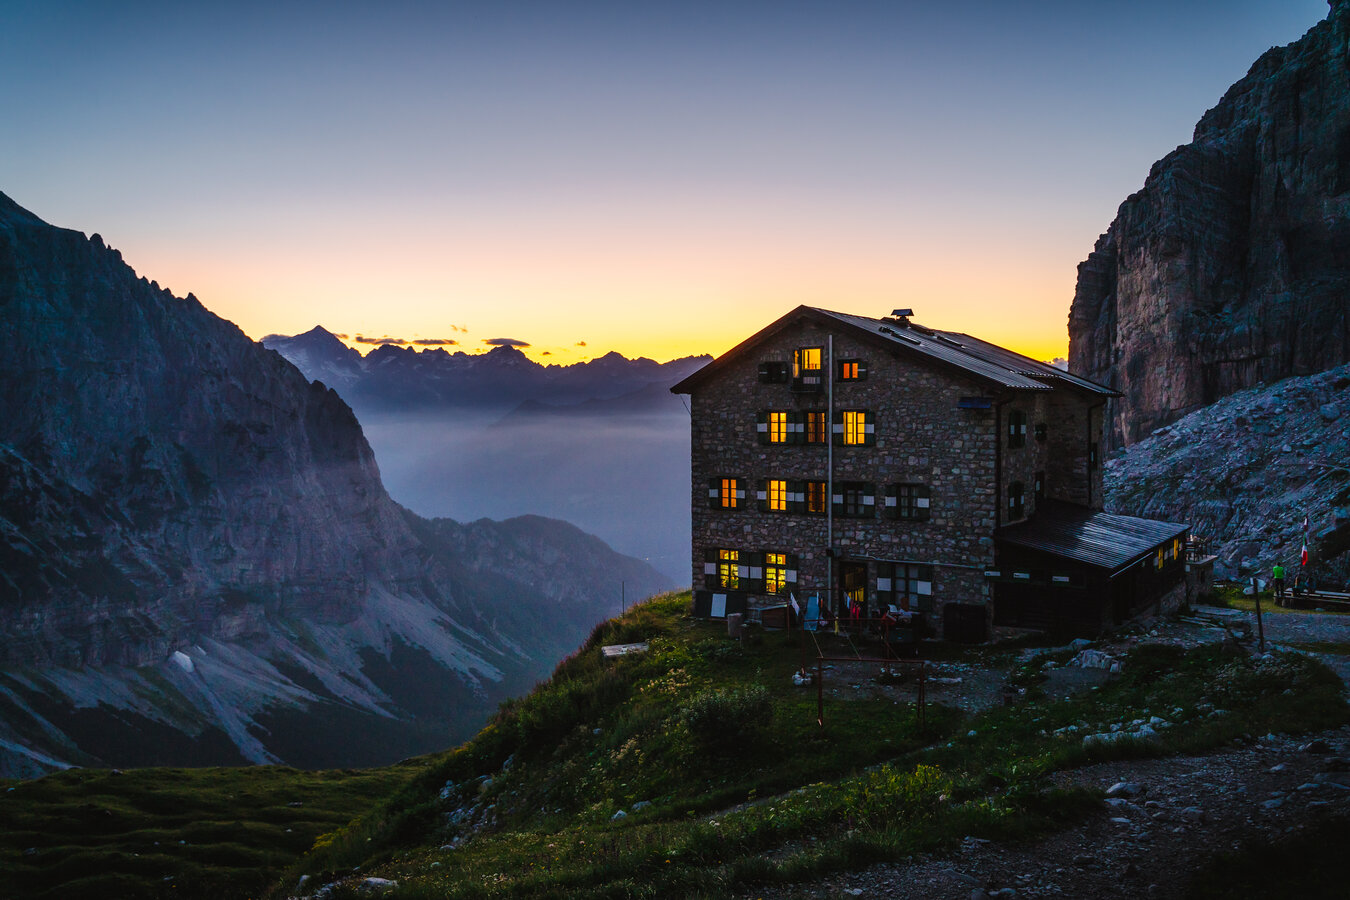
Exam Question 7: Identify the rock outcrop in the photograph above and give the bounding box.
[0,192,669,776]
[1069,0,1350,448]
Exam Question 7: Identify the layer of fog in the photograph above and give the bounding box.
[362,409,691,583]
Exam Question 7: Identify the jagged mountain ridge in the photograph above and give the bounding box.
[0,192,668,777]
[263,325,709,416]
[1069,0,1350,448]
[1106,363,1350,585]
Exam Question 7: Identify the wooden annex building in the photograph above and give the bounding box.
[672,306,1190,639]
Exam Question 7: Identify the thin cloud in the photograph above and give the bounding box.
[484,338,531,348]
[413,338,458,346]
[333,333,349,339]
[355,335,409,346]
[541,351,552,356]
[576,340,587,347]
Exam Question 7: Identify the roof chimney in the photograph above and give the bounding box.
[886,308,914,327]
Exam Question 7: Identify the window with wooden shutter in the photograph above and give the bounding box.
[837,358,867,381]
[1034,471,1045,503]
[718,548,740,590]
[1008,481,1025,520]
[791,347,824,392]
[834,409,874,446]
[805,480,827,515]
[805,410,827,444]
[710,477,744,510]
[758,361,788,383]
[833,481,875,518]
[886,483,931,521]
[893,563,934,611]
[703,547,719,591]
[1008,409,1027,449]
[763,551,788,594]
[767,410,788,443]
[766,478,788,512]
[787,479,806,514]
[875,561,895,608]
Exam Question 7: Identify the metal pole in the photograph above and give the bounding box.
[826,334,834,616]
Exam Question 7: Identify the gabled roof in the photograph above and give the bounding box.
[670,305,1118,396]
[995,501,1189,572]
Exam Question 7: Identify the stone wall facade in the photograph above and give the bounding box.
[685,315,1104,637]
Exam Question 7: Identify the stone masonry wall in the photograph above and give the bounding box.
[689,319,1006,631]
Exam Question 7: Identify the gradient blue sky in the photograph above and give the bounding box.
[0,0,1331,362]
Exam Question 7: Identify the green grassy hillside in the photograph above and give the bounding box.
[268,591,1348,899]
[0,763,422,899]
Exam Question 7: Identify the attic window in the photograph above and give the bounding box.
[837,359,867,381]
[758,361,789,384]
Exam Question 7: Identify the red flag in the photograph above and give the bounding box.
[1301,543,1309,566]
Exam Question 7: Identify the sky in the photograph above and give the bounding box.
[0,0,1332,364]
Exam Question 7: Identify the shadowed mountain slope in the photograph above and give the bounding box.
[0,192,668,777]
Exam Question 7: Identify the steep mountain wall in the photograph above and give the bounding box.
[1069,0,1350,448]
[0,192,668,776]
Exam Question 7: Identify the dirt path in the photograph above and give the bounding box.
[742,609,1350,899]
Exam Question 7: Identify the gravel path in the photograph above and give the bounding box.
[741,608,1350,900]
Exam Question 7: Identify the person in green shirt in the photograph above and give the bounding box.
[1272,563,1287,605]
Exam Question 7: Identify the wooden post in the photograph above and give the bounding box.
[1252,576,1265,653]
[817,657,824,728]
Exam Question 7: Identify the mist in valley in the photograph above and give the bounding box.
[362,405,692,583]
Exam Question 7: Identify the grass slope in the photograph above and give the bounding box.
[0,763,423,899]
[272,591,1349,899]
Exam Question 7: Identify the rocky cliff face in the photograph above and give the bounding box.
[0,193,669,777]
[1069,0,1350,448]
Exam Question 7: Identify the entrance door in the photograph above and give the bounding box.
[839,561,867,618]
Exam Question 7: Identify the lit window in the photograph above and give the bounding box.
[767,411,787,443]
[718,549,740,590]
[793,347,822,377]
[721,478,738,509]
[767,479,787,512]
[805,410,827,443]
[806,481,827,514]
[764,552,787,594]
[843,410,866,445]
[838,359,865,381]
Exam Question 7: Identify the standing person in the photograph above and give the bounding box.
[1272,562,1287,606]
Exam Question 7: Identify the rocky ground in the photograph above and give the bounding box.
[742,607,1350,899]
[1105,363,1350,589]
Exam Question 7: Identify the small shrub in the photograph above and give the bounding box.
[681,685,772,749]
